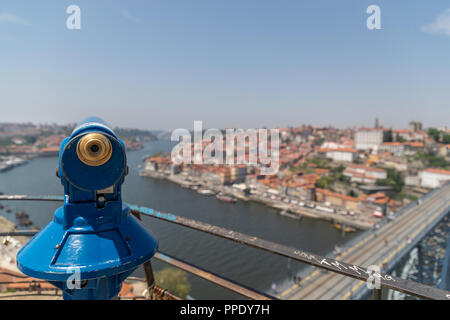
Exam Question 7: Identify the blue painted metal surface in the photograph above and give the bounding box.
[16,117,158,300]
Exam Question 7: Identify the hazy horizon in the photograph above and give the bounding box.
[0,117,445,133]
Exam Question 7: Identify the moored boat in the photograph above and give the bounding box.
[280,209,301,220]
[216,193,237,203]
[334,223,355,233]
[198,188,215,196]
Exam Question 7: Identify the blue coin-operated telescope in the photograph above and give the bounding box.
[17,117,158,300]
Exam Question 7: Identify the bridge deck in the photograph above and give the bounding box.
[283,183,450,300]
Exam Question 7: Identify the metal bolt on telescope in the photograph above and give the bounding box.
[17,117,158,300]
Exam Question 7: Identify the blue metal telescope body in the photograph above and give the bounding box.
[17,117,158,299]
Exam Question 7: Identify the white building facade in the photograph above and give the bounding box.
[421,169,450,189]
[344,163,387,184]
[355,129,384,151]
[320,148,357,162]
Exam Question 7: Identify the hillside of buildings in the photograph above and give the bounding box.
[142,121,450,226]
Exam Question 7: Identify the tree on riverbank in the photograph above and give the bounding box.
[155,267,191,299]
[412,151,450,170]
[376,168,404,192]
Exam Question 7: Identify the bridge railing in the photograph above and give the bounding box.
[0,194,449,300]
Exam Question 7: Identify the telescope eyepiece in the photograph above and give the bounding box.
[76,133,112,167]
[59,118,127,191]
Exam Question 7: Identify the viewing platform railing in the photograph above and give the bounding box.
[0,194,449,300]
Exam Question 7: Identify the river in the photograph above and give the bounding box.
[0,140,360,299]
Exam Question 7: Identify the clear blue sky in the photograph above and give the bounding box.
[1,1,449,130]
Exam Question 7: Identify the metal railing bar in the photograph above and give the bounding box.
[0,195,64,201]
[0,293,61,299]
[154,251,274,300]
[0,281,47,284]
[0,231,37,237]
[150,285,182,300]
[373,288,382,300]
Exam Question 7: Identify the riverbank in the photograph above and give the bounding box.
[0,156,30,173]
[140,171,374,230]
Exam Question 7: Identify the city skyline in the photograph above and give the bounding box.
[0,117,445,133]
[1,1,450,130]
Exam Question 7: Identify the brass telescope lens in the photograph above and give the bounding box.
[76,133,112,166]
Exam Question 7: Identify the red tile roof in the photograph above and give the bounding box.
[392,129,411,134]
[423,168,450,175]
[316,188,360,202]
[318,148,357,153]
